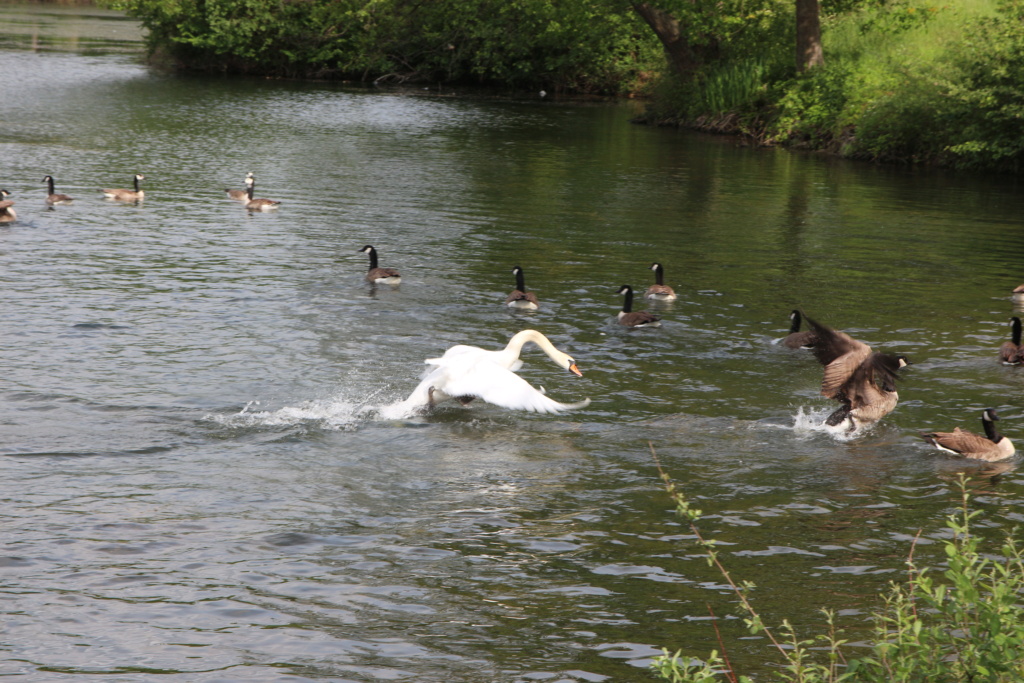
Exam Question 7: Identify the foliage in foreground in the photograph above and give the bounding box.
[651,458,1024,682]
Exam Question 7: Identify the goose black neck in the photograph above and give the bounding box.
[514,268,526,291]
[984,415,1003,443]
[1013,317,1022,346]
[46,177,55,194]
[790,310,802,334]
[246,184,254,200]
[366,248,378,270]
[654,264,664,286]
[133,176,140,192]
[621,287,633,313]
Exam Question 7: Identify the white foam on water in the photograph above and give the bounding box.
[785,405,872,442]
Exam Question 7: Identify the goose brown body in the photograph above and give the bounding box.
[226,172,255,201]
[102,173,146,201]
[616,285,661,327]
[922,409,1015,462]
[359,245,401,284]
[999,317,1024,365]
[245,178,280,211]
[0,189,15,223]
[802,313,909,431]
[645,263,677,301]
[43,175,73,205]
[506,266,539,310]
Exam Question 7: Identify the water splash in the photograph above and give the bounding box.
[210,396,378,431]
[790,405,872,442]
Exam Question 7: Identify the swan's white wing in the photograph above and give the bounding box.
[442,361,588,414]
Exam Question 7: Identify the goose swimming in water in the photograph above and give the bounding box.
[803,313,910,432]
[225,172,255,201]
[245,176,280,211]
[42,175,73,205]
[922,408,1015,462]
[1000,317,1024,365]
[359,245,401,284]
[616,285,661,327]
[645,263,677,301]
[506,266,539,310]
[779,310,817,349]
[101,173,145,201]
[0,189,16,223]
[383,330,590,416]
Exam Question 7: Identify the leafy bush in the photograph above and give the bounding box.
[651,460,1024,682]
[105,0,661,93]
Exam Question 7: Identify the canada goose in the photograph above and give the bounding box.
[225,172,255,201]
[780,309,817,348]
[0,189,16,223]
[245,177,280,211]
[506,266,539,310]
[1000,317,1024,365]
[645,263,677,301]
[616,285,661,327]
[359,245,401,284]
[101,173,145,201]
[922,408,1015,462]
[381,329,590,417]
[42,175,73,205]
[803,313,910,431]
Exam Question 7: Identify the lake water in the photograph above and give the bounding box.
[3,5,1024,681]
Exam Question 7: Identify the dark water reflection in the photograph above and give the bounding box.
[3,6,1024,681]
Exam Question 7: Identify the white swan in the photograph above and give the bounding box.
[382,330,590,417]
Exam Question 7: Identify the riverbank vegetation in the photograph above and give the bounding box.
[106,0,663,94]
[107,0,1024,168]
[643,0,1024,171]
[652,461,1024,682]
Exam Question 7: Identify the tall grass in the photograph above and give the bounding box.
[650,446,1024,682]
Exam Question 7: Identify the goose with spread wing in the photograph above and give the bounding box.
[383,330,590,417]
[802,313,910,432]
[779,309,817,348]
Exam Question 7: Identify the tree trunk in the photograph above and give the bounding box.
[795,0,824,71]
[631,3,702,78]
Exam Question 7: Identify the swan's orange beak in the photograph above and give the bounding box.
[568,362,582,377]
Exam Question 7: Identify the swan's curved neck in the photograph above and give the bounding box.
[500,330,567,367]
